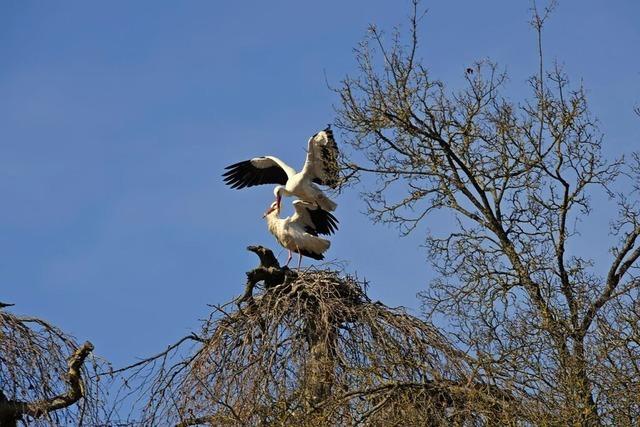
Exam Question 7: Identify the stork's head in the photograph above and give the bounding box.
[273,185,285,210]
[262,200,279,218]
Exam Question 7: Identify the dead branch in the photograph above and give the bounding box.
[0,309,104,426]
[238,245,297,305]
[0,341,94,426]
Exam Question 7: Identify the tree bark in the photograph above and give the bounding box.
[573,340,600,426]
[0,341,94,426]
[305,315,337,409]
[238,246,296,305]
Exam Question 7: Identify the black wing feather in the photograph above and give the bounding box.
[308,207,339,235]
[304,226,319,236]
[297,248,325,261]
[222,159,288,189]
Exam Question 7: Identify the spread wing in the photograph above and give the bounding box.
[291,200,339,236]
[302,126,340,188]
[223,156,295,189]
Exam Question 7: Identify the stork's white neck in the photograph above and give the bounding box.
[265,210,281,234]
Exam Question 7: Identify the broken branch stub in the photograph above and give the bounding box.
[0,335,96,426]
[239,245,297,304]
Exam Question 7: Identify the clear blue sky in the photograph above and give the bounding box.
[1,1,639,368]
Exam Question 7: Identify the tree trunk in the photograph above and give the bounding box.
[304,311,337,411]
[573,341,600,426]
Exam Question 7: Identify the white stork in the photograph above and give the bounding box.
[223,126,339,211]
[263,199,337,268]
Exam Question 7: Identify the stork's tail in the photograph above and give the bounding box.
[316,194,337,212]
[299,249,325,260]
[299,237,330,260]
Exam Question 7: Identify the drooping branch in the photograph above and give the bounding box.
[115,244,536,425]
[0,341,94,426]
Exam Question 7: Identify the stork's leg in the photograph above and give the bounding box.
[285,250,292,267]
[297,251,303,270]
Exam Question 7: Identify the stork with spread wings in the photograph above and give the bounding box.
[222,126,340,212]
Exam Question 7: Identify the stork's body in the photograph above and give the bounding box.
[263,200,335,268]
[276,172,337,212]
[223,127,339,211]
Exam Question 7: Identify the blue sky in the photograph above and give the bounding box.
[1,1,639,368]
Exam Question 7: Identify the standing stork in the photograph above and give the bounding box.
[223,126,339,211]
[263,199,337,269]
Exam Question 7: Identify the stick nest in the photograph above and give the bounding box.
[121,246,522,426]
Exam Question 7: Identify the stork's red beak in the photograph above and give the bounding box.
[276,194,281,210]
[263,203,277,218]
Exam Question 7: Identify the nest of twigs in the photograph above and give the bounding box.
[120,246,524,426]
[0,308,103,426]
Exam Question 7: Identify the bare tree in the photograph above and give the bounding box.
[111,246,529,426]
[335,1,639,424]
[0,304,104,426]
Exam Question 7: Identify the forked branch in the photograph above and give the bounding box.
[0,341,94,426]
